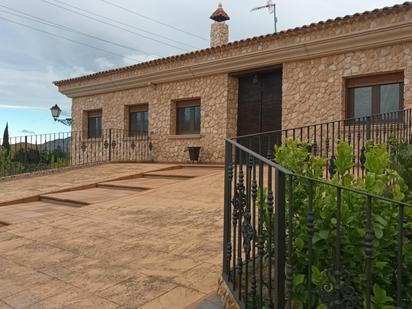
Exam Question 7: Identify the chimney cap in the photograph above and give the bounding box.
[210,3,230,22]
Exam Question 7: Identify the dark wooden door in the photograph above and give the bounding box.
[237,70,282,157]
[237,70,282,137]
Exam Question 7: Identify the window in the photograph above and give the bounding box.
[176,100,201,135]
[129,105,148,136]
[346,72,404,119]
[87,110,102,138]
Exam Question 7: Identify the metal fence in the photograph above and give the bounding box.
[0,129,151,177]
[235,109,412,178]
[223,138,412,308]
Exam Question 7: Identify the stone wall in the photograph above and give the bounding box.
[72,74,229,163]
[282,42,412,129]
[217,276,240,309]
[64,5,412,164]
[226,76,238,138]
[211,22,229,47]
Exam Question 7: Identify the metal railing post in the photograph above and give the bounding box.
[108,129,112,161]
[366,116,372,140]
[274,170,286,309]
[24,136,28,168]
[223,140,232,275]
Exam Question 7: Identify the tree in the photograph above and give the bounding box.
[2,123,10,155]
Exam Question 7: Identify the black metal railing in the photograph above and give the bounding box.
[0,128,151,177]
[223,138,412,308]
[235,109,412,178]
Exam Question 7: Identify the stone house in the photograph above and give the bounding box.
[54,3,412,164]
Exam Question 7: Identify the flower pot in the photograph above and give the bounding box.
[187,146,201,162]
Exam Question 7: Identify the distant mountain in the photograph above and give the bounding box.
[8,137,71,153]
[40,137,71,152]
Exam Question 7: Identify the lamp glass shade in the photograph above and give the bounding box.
[50,104,62,119]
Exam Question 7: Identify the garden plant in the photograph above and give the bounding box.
[257,139,412,308]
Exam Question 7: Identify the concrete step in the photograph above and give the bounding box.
[142,174,193,180]
[144,167,222,179]
[99,177,185,190]
[39,196,89,207]
[0,220,10,228]
[40,187,134,205]
[96,183,148,192]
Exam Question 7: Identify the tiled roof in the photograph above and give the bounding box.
[54,2,412,86]
[210,4,230,22]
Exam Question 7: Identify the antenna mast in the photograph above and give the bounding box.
[251,0,278,33]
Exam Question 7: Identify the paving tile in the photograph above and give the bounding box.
[0,301,13,309]
[41,187,135,205]
[127,251,200,280]
[100,177,183,190]
[144,167,222,178]
[174,263,221,293]
[95,243,158,266]
[97,274,177,308]
[38,256,133,293]
[139,286,205,309]
[0,266,52,299]
[0,232,34,253]
[0,163,175,205]
[2,279,73,309]
[5,225,69,243]
[0,164,224,307]
[26,288,118,309]
[3,242,76,270]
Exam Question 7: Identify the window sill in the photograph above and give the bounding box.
[168,134,201,140]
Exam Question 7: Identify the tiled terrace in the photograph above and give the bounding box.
[0,163,224,308]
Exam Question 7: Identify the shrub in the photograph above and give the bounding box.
[256,140,412,308]
[389,140,412,203]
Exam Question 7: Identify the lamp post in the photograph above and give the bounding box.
[50,104,72,126]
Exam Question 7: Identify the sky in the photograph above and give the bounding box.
[0,0,406,136]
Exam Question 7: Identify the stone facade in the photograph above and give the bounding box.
[72,74,229,163]
[282,43,412,129]
[217,276,240,309]
[56,3,412,164]
[211,22,229,47]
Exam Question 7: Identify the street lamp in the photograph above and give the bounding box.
[50,104,72,126]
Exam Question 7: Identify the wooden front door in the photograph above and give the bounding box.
[237,70,282,137]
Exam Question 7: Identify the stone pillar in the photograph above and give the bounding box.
[211,22,229,47]
[210,3,230,47]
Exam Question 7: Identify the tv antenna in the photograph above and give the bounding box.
[251,0,278,33]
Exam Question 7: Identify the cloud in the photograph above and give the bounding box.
[20,129,36,135]
[94,57,116,70]
[122,53,158,66]
[0,0,405,116]
[0,104,48,111]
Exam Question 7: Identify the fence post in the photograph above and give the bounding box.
[274,170,286,309]
[108,129,112,161]
[366,116,372,140]
[223,140,232,275]
[24,136,28,168]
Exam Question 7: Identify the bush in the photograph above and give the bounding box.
[389,140,412,203]
[0,147,70,177]
[258,140,412,308]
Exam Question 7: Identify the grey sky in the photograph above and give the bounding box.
[0,0,405,115]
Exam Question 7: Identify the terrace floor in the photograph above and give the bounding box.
[0,163,224,308]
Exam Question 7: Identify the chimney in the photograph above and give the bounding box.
[210,3,230,48]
